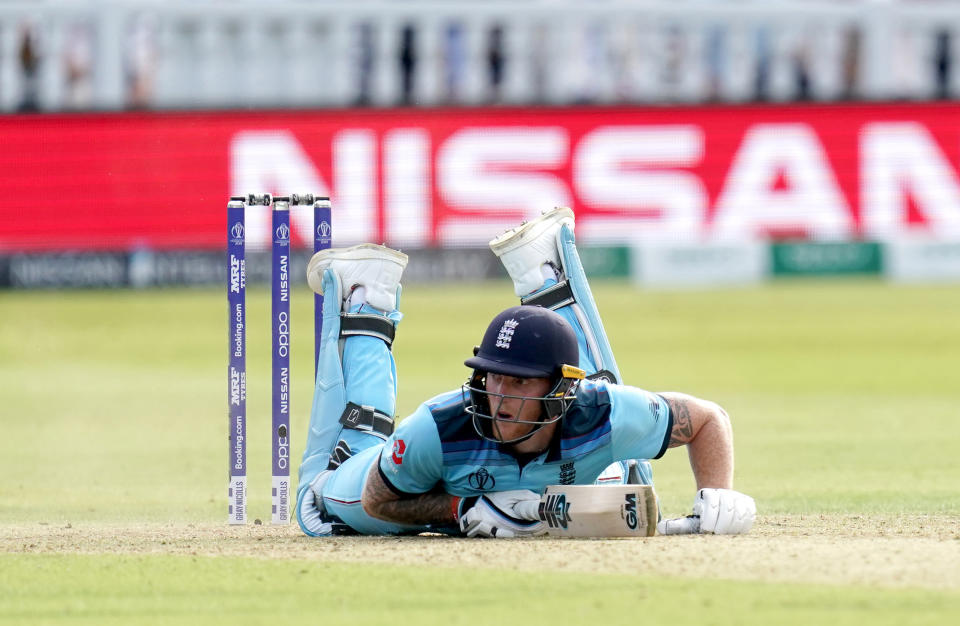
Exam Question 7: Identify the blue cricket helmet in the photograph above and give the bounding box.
[463,305,585,445]
[464,305,579,379]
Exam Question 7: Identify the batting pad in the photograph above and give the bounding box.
[298,269,348,499]
[297,269,401,501]
[557,224,622,383]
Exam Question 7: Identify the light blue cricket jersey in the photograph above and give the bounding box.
[379,379,672,498]
[319,379,672,535]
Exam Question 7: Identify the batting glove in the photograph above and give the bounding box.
[457,490,545,538]
[657,488,756,535]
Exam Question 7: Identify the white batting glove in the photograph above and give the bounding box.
[657,488,756,535]
[458,490,545,538]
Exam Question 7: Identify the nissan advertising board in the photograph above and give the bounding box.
[2,103,960,255]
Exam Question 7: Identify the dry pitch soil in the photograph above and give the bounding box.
[3,515,958,590]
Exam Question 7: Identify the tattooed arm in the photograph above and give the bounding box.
[660,392,734,490]
[362,462,456,525]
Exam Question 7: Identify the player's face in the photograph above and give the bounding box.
[484,373,552,442]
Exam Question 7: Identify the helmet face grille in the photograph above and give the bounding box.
[462,373,581,445]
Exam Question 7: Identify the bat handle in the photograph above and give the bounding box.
[658,515,701,535]
[515,499,541,521]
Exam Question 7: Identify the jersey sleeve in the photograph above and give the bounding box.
[609,387,673,461]
[377,403,444,495]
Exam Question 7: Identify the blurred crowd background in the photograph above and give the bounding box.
[3,0,960,112]
[3,0,960,290]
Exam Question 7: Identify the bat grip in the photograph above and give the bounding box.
[515,499,542,521]
[659,515,701,535]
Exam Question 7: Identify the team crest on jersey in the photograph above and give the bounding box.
[467,467,496,490]
[495,319,519,349]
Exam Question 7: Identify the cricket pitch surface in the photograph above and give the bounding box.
[4,514,957,591]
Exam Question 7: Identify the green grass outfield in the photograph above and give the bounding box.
[1,279,958,624]
[3,554,957,626]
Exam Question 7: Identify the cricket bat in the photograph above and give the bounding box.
[536,484,658,537]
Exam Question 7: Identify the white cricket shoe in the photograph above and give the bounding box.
[307,243,408,312]
[489,207,575,297]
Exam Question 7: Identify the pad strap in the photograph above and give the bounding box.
[587,369,619,384]
[340,313,396,347]
[338,401,395,437]
[521,280,575,310]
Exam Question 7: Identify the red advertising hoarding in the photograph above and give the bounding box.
[2,103,960,252]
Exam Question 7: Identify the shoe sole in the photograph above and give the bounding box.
[307,244,408,295]
[309,243,408,267]
[489,207,575,255]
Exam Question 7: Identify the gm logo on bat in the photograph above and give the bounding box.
[622,493,638,530]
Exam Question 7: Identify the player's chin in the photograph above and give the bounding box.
[496,423,535,442]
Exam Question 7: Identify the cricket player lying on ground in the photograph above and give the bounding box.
[296,207,756,538]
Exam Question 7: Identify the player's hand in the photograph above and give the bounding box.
[657,488,756,535]
[458,490,544,538]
